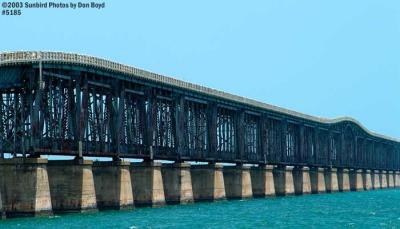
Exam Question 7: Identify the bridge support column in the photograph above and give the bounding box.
[372,170,381,189]
[380,171,388,189]
[350,169,363,191]
[0,158,52,218]
[324,168,339,192]
[395,172,400,188]
[223,165,252,199]
[273,166,294,196]
[130,161,165,207]
[191,163,226,201]
[338,168,350,192]
[250,165,275,197]
[388,171,395,188]
[161,162,193,204]
[310,167,326,194]
[47,159,97,213]
[362,170,372,190]
[292,167,311,195]
[92,161,134,210]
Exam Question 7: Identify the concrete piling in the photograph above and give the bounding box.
[292,167,311,195]
[395,171,400,188]
[250,165,275,197]
[373,170,381,189]
[47,159,97,213]
[130,161,165,207]
[310,167,326,194]
[388,171,395,188]
[338,168,350,192]
[191,164,226,201]
[349,169,363,191]
[93,161,134,210]
[324,168,339,193]
[0,158,52,217]
[380,171,388,189]
[273,166,295,196]
[223,165,252,199]
[362,170,372,190]
[161,162,194,204]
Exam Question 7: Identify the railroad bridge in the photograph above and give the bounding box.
[0,51,399,217]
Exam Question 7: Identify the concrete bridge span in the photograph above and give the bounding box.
[0,51,399,217]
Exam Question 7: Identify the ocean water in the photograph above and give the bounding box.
[2,189,400,229]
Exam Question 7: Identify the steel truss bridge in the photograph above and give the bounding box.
[0,51,398,170]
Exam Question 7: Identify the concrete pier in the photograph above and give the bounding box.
[0,158,52,217]
[324,168,339,192]
[273,166,295,196]
[1,156,399,219]
[130,161,165,207]
[349,169,363,191]
[250,165,275,197]
[380,171,388,189]
[223,165,252,199]
[362,170,372,190]
[47,159,97,213]
[388,171,395,188]
[292,167,311,195]
[372,170,381,189]
[310,167,326,194]
[191,164,226,201]
[161,162,193,204]
[92,161,134,210]
[395,172,400,188]
[338,168,350,192]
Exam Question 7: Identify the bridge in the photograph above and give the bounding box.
[1,51,398,169]
[0,51,399,217]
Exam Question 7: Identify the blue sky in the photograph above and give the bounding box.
[1,0,399,138]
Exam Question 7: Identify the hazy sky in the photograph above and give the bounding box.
[2,0,399,138]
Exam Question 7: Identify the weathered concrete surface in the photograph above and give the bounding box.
[93,161,134,210]
[372,170,381,189]
[388,171,395,188]
[273,166,294,196]
[349,169,363,191]
[130,161,165,207]
[362,170,372,190]
[47,159,97,213]
[0,158,52,217]
[324,168,339,192]
[191,164,226,201]
[250,165,275,197]
[161,163,193,204]
[292,167,311,195]
[310,167,326,194]
[223,165,252,199]
[395,172,400,188]
[338,168,350,192]
[380,171,388,189]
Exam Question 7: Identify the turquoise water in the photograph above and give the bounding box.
[2,189,400,228]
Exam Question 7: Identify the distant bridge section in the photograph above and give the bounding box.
[0,51,398,170]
